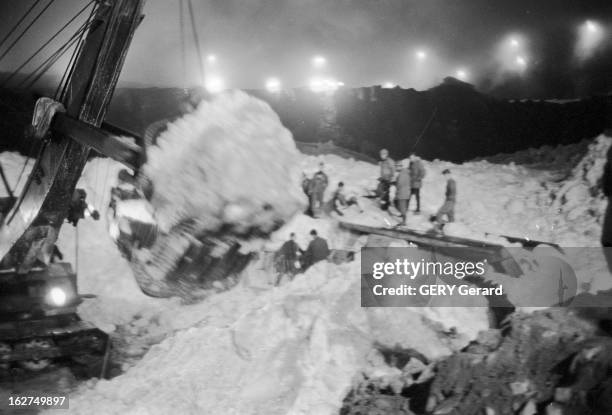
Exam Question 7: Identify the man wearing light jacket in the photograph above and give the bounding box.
[378,148,396,211]
[408,153,426,213]
[395,159,412,226]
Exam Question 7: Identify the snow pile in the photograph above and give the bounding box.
[552,135,612,243]
[3,123,611,413]
[63,255,488,415]
[143,91,305,235]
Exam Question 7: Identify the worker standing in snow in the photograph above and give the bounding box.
[378,148,396,211]
[67,188,100,226]
[395,159,412,226]
[301,173,312,215]
[301,173,311,196]
[408,153,426,213]
[274,233,303,284]
[431,169,456,230]
[309,162,329,218]
[302,229,330,270]
[601,146,612,271]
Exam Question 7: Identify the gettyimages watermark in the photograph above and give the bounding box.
[360,246,612,307]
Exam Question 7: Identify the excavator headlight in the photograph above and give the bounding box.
[47,287,67,307]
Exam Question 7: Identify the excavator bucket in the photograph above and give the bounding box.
[108,174,252,300]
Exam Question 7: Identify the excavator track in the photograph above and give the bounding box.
[0,314,109,378]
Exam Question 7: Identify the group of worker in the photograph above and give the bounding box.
[274,229,331,283]
[302,162,362,218]
[378,148,457,229]
[300,149,457,231]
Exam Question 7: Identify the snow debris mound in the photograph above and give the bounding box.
[62,253,489,415]
[552,135,611,240]
[143,90,305,235]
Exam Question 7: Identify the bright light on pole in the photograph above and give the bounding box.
[497,33,530,74]
[455,68,469,81]
[576,19,605,60]
[206,54,217,64]
[265,77,282,93]
[415,50,427,61]
[205,75,225,93]
[585,20,599,33]
[312,55,327,68]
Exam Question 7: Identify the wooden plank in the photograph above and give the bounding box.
[52,113,142,170]
[340,222,501,249]
[340,221,523,277]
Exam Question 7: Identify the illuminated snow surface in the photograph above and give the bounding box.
[1,99,610,414]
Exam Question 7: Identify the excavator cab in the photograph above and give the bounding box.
[0,262,108,374]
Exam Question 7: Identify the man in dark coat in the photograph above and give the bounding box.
[408,153,426,213]
[302,229,330,270]
[275,233,303,283]
[67,189,100,226]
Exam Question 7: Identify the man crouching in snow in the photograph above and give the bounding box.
[329,182,363,216]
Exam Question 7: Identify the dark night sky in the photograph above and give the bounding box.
[0,0,610,98]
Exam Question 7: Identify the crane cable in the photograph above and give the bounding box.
[8,3,96,200]
[0,0,56,66]
[17,19,92,90]
[11,23,91,201]
[0,0,94,88]
[74,222,79,276]
[0,0,42,52]
[0,162,14,199]
[179,0,187,87]
[186,0,205,85]
[4,12,93,199]
[411,106,438,151]
[57,2,98,100]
